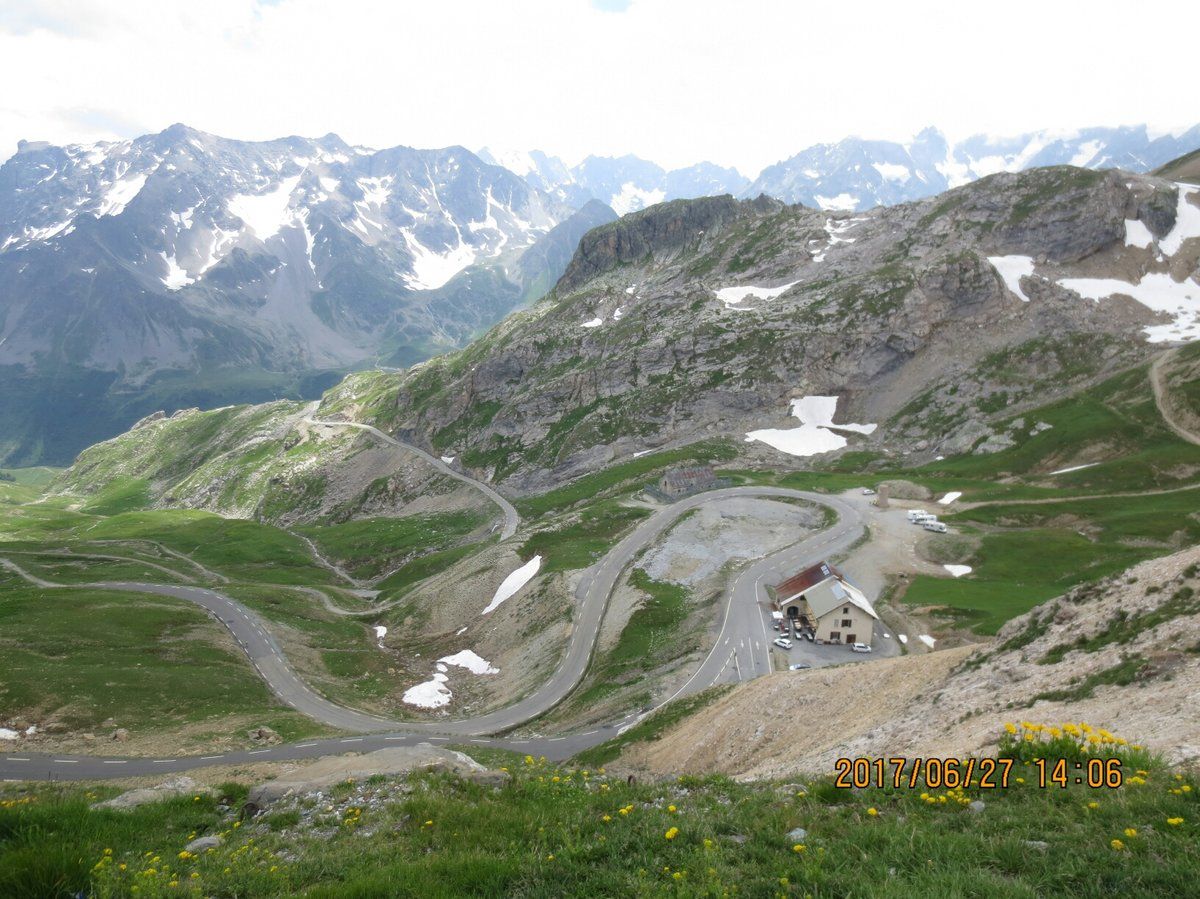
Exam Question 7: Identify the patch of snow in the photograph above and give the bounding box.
[936,151,974,188]
[897,634,908,645]
[625,285,636,294]
[814,192,859,212]
[714,280,799,307]
[581,317,603,328]
[609,182,665,216]
[872,162,911,183]
[1069,140,1103,167]
[918,634,937,648]
[403,672,451,708]
[171,205,196,231]
[969,155,1009,177]
[455,626,468,636]
[633,450,652,458]
[988,255,1035,303]
[440,455,456,464]
[439,650,499,675]
[0,728,18,740]
[745,395,877,458]
[373,625,387,644]
[483,556,542,614]
[401,229,477,290]
[613,307,624,321]
[1124,219,1154,249]
[94,173,148,217]
[1049,462,1100,475]
[159,252,193,290]
[1057,272,1200,343]
[943,564,972,578]
[318,176,340,192]
[228,175,301,240]
[938,491,962,505]
[1160,185,1200,257]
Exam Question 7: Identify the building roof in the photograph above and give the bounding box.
[661,465,716,487]
[776,561,878,621]
[776,561,839,601]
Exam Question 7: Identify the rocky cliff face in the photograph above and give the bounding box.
[318,164,1197,489]
[0,125,599,464]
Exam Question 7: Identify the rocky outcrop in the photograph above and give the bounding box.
[92,776,214,810]
[247,745,506,807]
[341,161,1178,488]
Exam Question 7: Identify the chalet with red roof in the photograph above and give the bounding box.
[774,560,877,647]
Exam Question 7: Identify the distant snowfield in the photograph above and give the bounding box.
[815,192,858,211]
[745,395,877,457]
[228,175,301,241]
[944,564,972,578]
[581,317,603,328]
[609,182,665,216]
[483,556,542,614]
[714,280,799,307]
[872,162,911,183]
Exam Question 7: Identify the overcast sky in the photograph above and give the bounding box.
[1,0,1196,176]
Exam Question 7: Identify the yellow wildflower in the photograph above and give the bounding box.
[1110,839,1125,851]
[793,843,806,853]
[1167,817,1184,826]
[1124,828,1137,838]
[867,807,878,816]
[665,827,679,840]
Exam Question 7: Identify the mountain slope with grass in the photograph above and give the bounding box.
[2,720,1196,898]
[306,162,1198,491]
[0,125,610,467]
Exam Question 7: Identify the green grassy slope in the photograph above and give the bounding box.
[1,725,1194,898]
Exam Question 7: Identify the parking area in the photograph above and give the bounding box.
[767,615,899,670]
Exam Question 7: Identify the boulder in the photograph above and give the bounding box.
[247,744,504,807]
[184,835,222,853]
[92,776,213,811]
[247,726,281,745]
[111,728,129,742]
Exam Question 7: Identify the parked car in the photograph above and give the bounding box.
[850,642,873,653]
[788,662,811,670]
[923,521,949,533]
[862,488,875,495]
[773,637,793,650]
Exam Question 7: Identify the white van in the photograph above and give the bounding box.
[923,521,948,533]
[907,510,934,523]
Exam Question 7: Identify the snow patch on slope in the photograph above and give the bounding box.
[745,396,877,457]
[988,255,1035,303]
[483,556,542,614]
[228,175,302,241]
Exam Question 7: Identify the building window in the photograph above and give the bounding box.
[829,631,841,642]
[843,607,849,614]
[841,619,852,628]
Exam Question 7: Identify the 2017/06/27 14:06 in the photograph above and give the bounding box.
[833,757,1124,790]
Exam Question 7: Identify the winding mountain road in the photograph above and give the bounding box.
[0,487,866,781]
[305,417,520,540]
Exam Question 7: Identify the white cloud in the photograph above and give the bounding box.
[0,0,1195,176]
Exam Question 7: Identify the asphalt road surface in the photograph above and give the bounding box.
[305,417,520,539]
[1,487,869,781]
